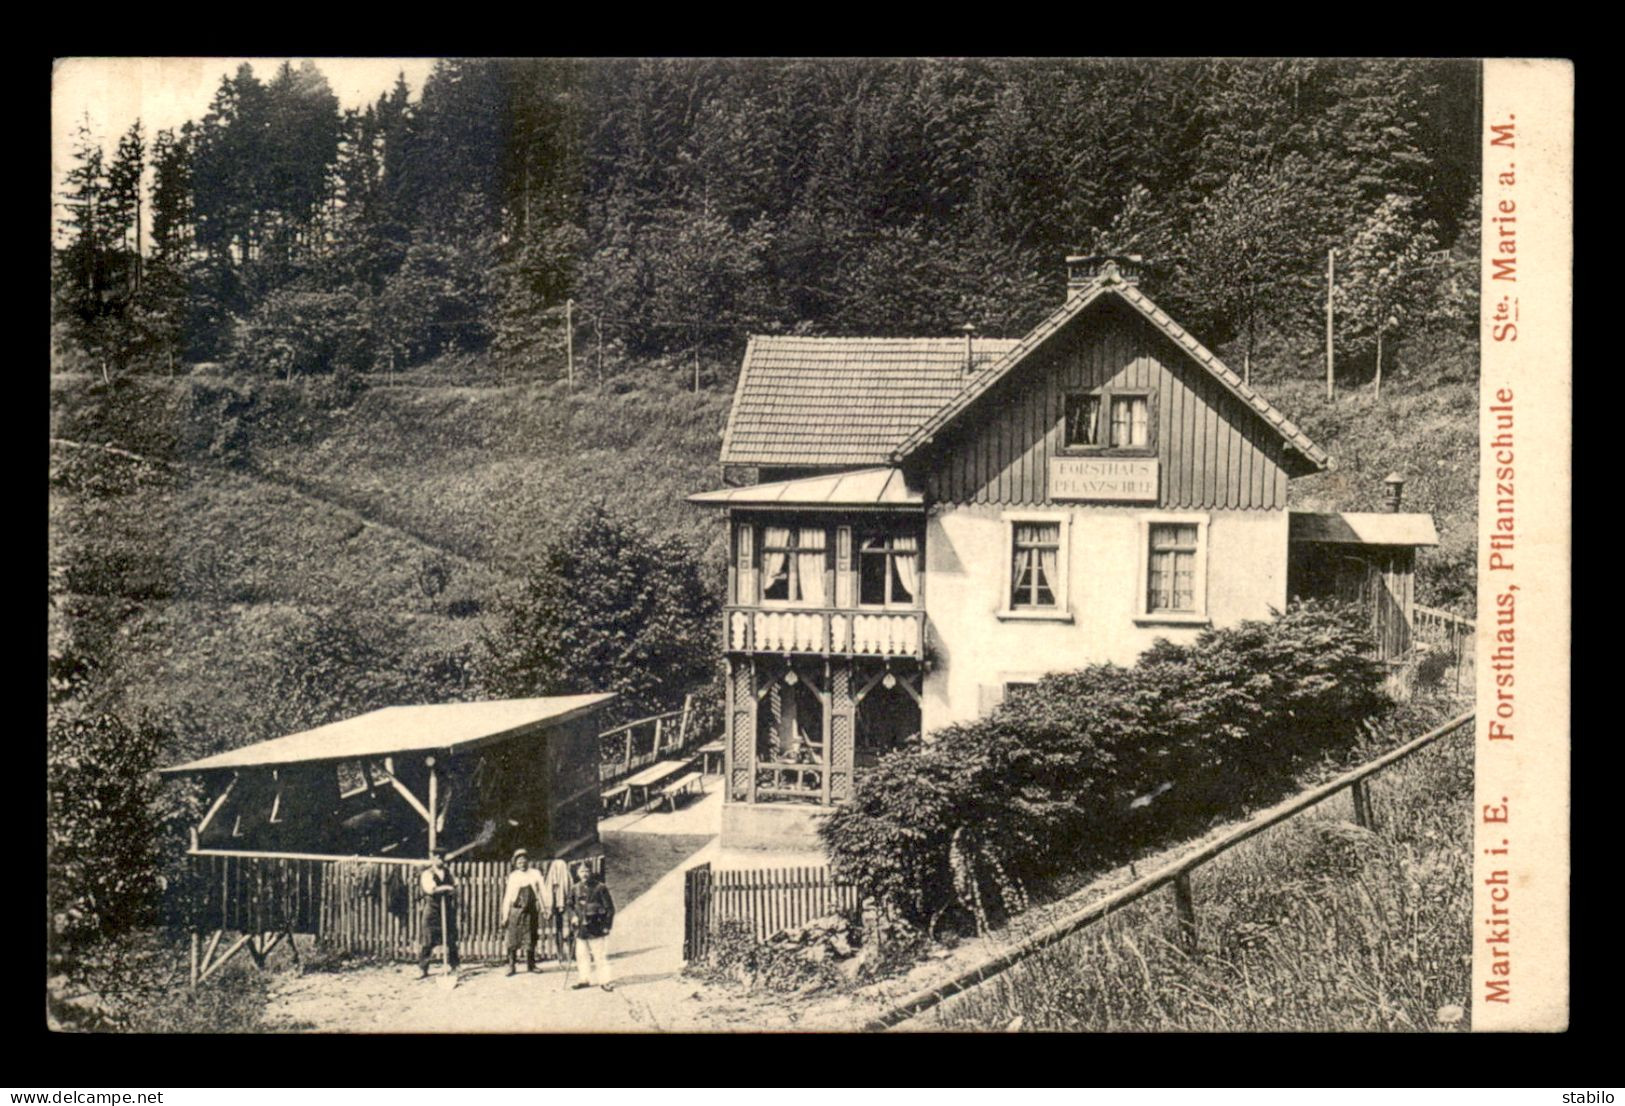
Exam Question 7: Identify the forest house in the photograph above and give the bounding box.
[689,255,1439,850]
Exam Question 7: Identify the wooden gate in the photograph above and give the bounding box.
[683,862,713,962]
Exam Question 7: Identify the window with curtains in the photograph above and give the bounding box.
[858,531,919,607]
[1137,515,1208,623]
[1010,521,1061,609]
[760,526,828,606]
[1065,389,1152,450]
[1146,523,1199,612]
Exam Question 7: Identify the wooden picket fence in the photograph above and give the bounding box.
[1411,604,1477,695]
[683,863,861,962]
[186,852,603,966]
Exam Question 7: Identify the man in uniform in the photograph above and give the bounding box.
[418,846,460,978]
[500,848,546,975]
[567,862,616,992]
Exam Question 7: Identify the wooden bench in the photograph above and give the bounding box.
[656,772,704,813]
[600,784,630,815]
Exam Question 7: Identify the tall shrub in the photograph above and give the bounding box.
[479,504,719,721]
[821,602,1389,929]
[47,713,200,947]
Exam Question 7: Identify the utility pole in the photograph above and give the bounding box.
[1375,322,1384,402]
[1325,248,1336,401]
[565,298,574,387]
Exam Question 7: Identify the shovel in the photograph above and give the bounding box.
[437,895,458,991]
[432,821,496,991]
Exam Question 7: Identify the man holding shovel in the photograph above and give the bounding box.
[417,846,460,979]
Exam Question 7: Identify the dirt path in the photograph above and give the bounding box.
[51,435,493,576]
[267,837,718,1032]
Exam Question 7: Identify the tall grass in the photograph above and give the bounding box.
[927,727,1473,1032]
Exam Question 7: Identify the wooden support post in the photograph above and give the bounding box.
[565,298,574,387]
[1172,871,1198,952]
[196,774,239,840]
[821,658,833,806]
[375,766,433,827]
[654,716,664,754]
[426,757,439,855]
[190,931,200,988]
[623,728,633,775]
[747,657,758,804]
[1351,778,1376,831]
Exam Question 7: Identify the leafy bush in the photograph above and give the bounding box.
[479,504,719,720]
[47,713,201,947]
[820,602,1391,930]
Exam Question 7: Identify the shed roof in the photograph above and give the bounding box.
[1290,511,1439,546]
[720,335,1021,467]
[688,466,923,509]
[160,694,616,775]
[891,280,1329,472]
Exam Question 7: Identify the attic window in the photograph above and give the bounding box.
[1065,390,1153,451]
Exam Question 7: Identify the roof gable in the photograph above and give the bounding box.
[889,282,1328,472]
[720,336,1021,468]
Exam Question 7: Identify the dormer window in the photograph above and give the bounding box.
[1065,390,1153,451]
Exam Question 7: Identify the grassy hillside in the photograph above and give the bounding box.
[49,358,734,756]
[49,326,1475,760]
[926,722,1473,1032]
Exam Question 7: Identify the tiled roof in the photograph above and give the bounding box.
[1290,511,1439,547]
[689,467,923,509]
[890,280,1330,472]
[160,695,617,774]
[720,336,1022,467]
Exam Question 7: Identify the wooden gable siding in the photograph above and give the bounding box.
[915,302,1292,510]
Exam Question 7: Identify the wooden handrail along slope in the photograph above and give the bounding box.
[598,693,706,786]
[862,710,1475,1031]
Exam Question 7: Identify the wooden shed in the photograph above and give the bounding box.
[1287,510,1439,659]
[162,695,615,862]
[160,695,615,980]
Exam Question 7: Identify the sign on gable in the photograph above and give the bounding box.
[1049,458,1160,503]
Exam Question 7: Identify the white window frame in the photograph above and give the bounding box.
[757,524,829,609]
[855,527,921,610]
[997,511,1073,622]
[1134,511,1212,626]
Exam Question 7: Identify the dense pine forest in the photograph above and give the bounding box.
[55,58,1479,381]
